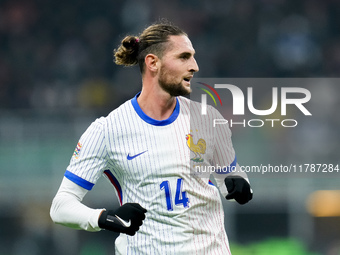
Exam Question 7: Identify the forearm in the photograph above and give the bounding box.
[50,177,104,232]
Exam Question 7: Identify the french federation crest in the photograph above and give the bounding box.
[186,134,206,163]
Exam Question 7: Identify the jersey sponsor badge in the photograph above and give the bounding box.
[73,142,82,159]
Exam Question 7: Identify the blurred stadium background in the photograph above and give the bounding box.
[0,0,340,254]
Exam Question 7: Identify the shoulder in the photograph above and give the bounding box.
[85,99,133,134]
[177,96,190,105]
[105,98,134,121]
[178,96,223,118]
[177,96,204,114]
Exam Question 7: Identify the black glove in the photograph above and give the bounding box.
[98,203,147,236]
[225,176,253,205]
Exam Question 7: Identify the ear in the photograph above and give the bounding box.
[144,54,159,73]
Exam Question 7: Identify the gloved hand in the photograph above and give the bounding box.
[225,176,253,205]
[98,203,147,236]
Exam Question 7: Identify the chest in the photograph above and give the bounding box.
[105,120,215,180]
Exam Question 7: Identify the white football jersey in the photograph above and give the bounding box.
[66,93,236,255]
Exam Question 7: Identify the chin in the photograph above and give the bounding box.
[181,82,192,94]
[159,79,191,97]
[185,87,192,95]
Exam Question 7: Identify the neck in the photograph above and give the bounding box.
[137,81,177,121]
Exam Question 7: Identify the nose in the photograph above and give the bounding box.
[189,57,199,73]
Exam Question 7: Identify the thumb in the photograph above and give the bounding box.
[225,190,236,200]
[130,203,147,213]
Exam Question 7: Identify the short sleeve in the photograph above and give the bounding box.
[65,117,108,190]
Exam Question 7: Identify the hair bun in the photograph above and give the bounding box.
[114,36,139,66]
[122,36,139,51]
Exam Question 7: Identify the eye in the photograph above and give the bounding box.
[179,53,191,60]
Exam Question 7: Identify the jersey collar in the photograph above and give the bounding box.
[131,92,180,126]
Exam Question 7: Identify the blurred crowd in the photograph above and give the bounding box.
[1,0,340,110]
[1,1,340,254]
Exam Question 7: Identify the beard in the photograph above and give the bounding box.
[158,68,191,97]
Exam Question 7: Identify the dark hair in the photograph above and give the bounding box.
[114,22,187,73]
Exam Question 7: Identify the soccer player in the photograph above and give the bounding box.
[50,22,253,255]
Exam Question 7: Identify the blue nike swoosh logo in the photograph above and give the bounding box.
[127,150,148,160]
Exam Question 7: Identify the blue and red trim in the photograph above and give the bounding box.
[104,170,123,205]
[65,170,95,190]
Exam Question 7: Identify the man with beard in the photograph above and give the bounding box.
[50,22,253,255]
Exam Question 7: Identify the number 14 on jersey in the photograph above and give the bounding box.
[160,178,190,211]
